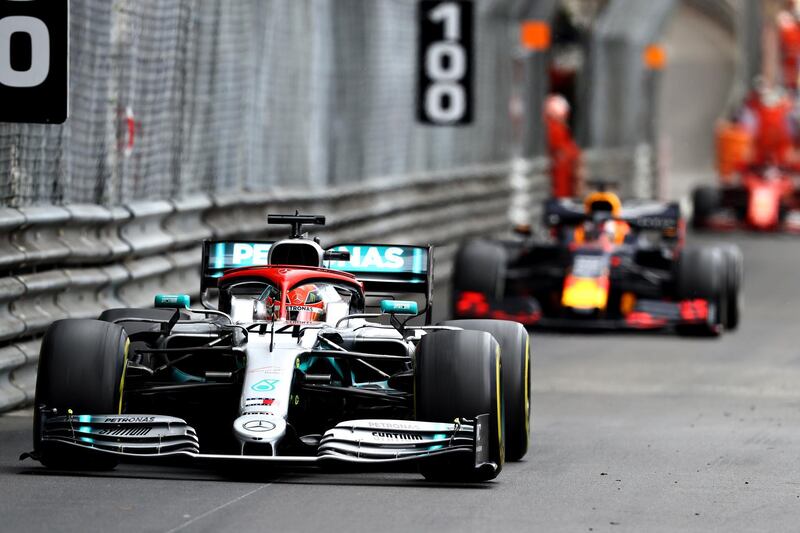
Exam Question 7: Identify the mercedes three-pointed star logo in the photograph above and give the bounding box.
[243,419,276,432]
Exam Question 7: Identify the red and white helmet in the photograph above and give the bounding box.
[286,284,326,323]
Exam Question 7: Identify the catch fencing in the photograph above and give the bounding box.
[0,0,551,412]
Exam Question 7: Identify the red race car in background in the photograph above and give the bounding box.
[692,164,800,232]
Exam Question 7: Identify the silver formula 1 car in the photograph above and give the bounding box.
[24,214,531,482]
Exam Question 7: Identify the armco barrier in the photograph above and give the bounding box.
[15,206,72,268]
[0,208,25,272]
[0,161,548,413]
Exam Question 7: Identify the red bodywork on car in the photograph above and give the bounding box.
[741,170,795,230]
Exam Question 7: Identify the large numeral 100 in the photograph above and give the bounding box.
[423,2,467,124]
[0,16,50,88]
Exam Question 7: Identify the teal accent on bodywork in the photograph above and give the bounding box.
[78,426,92,434]
[429,433,447,451]
[80,437,94,444]
[413,248,423,274]
[352,379,390,390]
[154,294,190,309]
[297,356,315,373]
[78,415,91,423]
[328,357,344,380]
[171,368,205,383]
[214,242,226,270]
[380,300,418,315]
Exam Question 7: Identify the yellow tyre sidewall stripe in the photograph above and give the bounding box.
[496,344,504,465]
[118,338,130,414]
[524,334,530,444]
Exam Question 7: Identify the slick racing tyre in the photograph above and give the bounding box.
[415,330,503,482]
[451,239,506,316]
[691,186,720,229]
[33,319,129,470]
[719,244,743,330]
[439,319,530,462]
[675,246,727,336]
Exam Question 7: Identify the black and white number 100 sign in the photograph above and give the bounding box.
[417,0,473,126]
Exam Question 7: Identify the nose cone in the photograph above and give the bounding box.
[234,414,287,450]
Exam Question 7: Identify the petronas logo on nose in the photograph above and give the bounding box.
[251,379,279,392]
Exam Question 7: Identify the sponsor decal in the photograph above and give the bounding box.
[326,246,427,275]
[102,416,156,424]
[246,398,276,407]
[251,379,279,392]
[243,419,277,433]
[97,426,152,437]
[367,421,421,430]
[232,243,272,266]
[208,242,273,271]
[248,365,283,375]
[371,431,424,441]
[286,305,316,312]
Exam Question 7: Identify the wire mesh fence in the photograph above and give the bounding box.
[0,0,522,207]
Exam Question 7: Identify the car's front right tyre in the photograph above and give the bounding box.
[33,319,129,470]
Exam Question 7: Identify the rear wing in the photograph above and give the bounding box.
[620,202,681,234]
[543,199,682,239]
[324,243,434,324]
[200,240,435,323]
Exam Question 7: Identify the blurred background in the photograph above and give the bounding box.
[0,0,774,412]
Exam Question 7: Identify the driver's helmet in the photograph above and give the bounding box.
[286,283,327,323]
[575,192,628,244]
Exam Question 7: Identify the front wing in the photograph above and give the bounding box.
[31,413,496,475]
[455,291,716,331]
[700,208,800,233]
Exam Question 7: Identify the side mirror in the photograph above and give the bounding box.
[155,294,190,309]
[380,300,418,315]
[253,300,275,321]
[324,250,351,261]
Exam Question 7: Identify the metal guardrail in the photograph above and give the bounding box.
[0,161,548,412]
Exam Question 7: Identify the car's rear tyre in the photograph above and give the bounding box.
[415,330,503,482]
[451,240,506,316]
[719,244,743,330]
[692,186,720,229]
[33,319,129,470]
[438,319,530,462]
[675,246,727,336]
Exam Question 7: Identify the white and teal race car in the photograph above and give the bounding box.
[25,214,531,482]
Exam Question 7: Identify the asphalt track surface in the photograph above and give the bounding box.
[2,6,789,533]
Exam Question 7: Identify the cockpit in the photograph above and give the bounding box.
[219,278,362,326]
